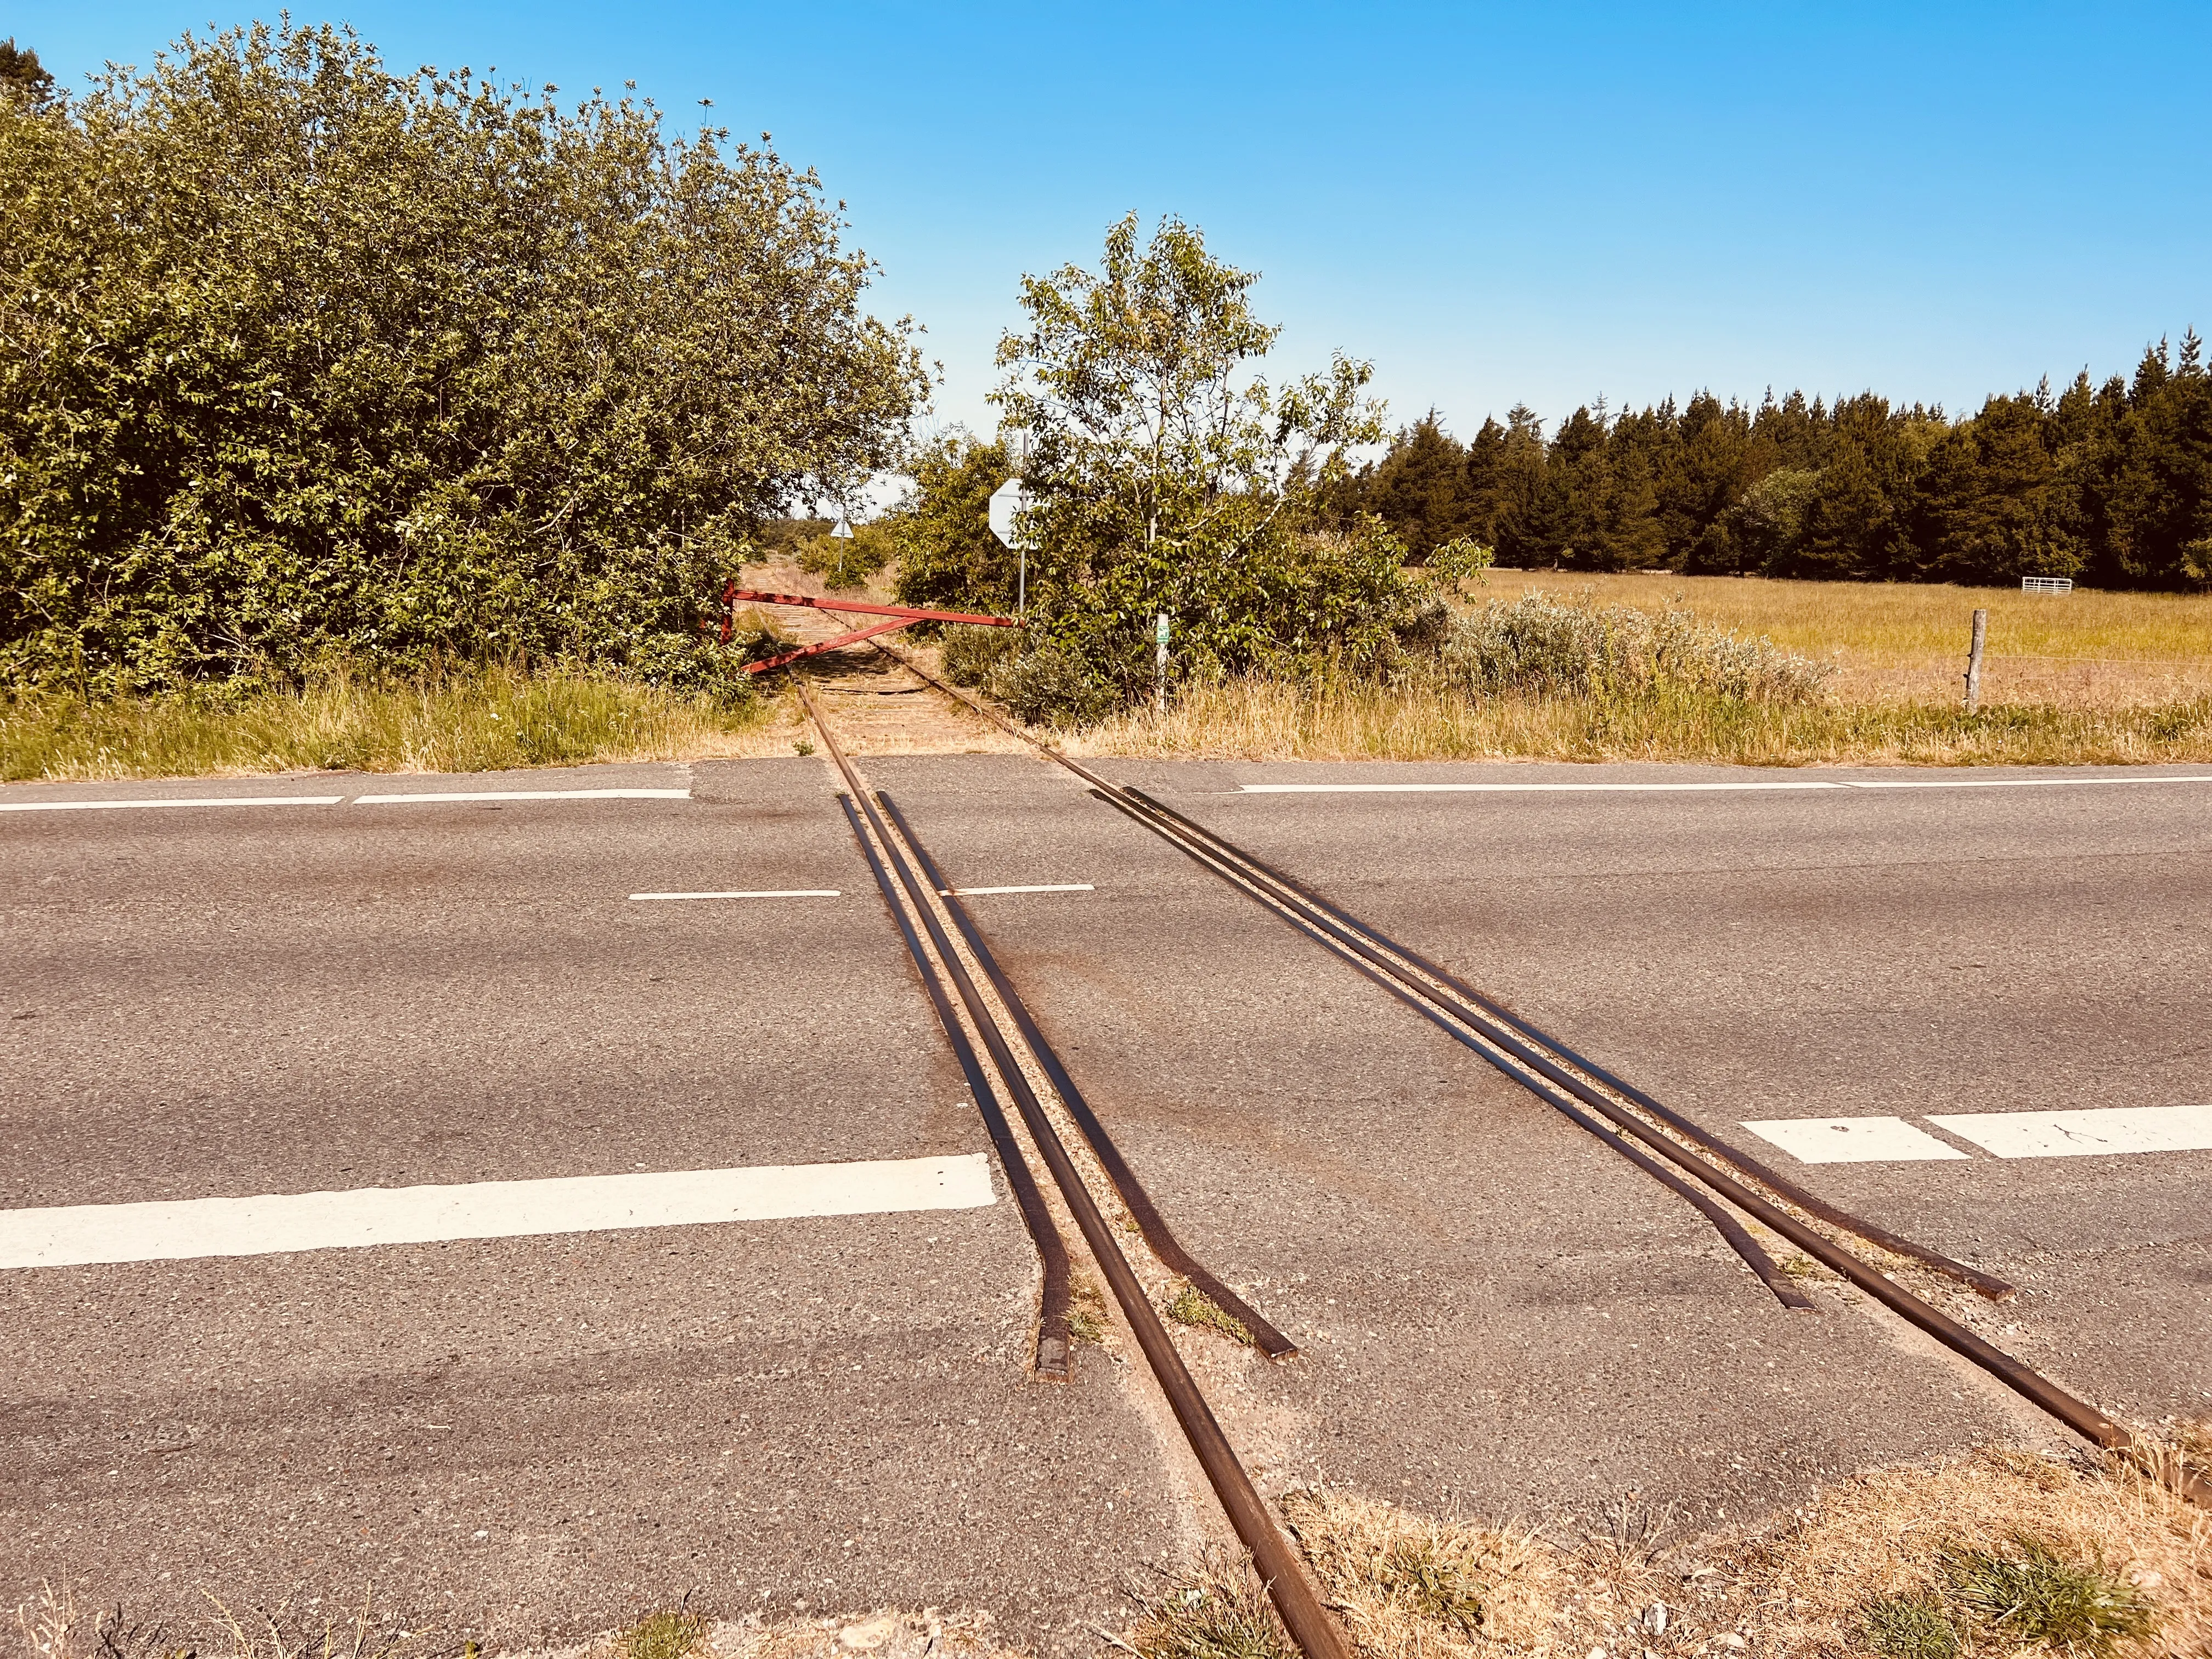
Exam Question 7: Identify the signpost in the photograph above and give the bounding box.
[986,479,1033,618]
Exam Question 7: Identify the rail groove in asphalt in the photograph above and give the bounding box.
[855,639,2212,1523]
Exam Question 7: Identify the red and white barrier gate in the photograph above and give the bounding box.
[718,586,1017,675]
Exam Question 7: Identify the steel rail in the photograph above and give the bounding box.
[1074,781,1814,1310]
[875,788,1299,1356]
[868,637,2005,1294]
[800,682,1074,1378]
[868,637,2212,1505]
[866,641,1805,1304]
[1120,787,2015,1301]
[1088,798,2212,1502]
[796,683,1353,1659]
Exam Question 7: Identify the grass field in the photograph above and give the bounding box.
[1481,569,2212,707]
[1075,675,2212,767]
[0,667,787,782]
[1071,573,2212,767]
[7,574,2210,781]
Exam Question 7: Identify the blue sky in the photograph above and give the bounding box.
[19,2,2211,443]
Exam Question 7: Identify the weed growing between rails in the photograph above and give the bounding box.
[1120,1436,2210,1659]
[1074,675,2212,766]
[1,666,795,781]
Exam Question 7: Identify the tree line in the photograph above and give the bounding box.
[1338,341,2212,589]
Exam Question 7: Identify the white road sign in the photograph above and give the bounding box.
[987,479,1033,549]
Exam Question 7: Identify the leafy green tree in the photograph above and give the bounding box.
[887,433,1017,612]
[991,213,1400,696]
[1712,467,1820,573]
[0,21,925,693]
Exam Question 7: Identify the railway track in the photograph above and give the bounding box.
[789,638,2211,1658]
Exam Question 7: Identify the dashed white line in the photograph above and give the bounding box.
[0,795,345,812]
[937,883,1096,895]
[1237,774,2212,795]
[0,1153,995,1271]
[1740,1116,1970,1164]
[1743,1104,2212,1163]
[1927,1104,2212,1159]
[1238,781,1833,794]
[354,788,690,804]
[629,889,841,901]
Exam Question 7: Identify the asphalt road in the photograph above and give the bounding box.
[1080,758,2212,1431]
[1,763,1183,1653]
[5,753,2207,1646]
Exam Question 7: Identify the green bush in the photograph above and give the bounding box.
[888,435,1020,616]
[796,523,894,590]
[939,623,1022,689]
[0,22,922,695]
[1438,592,1831,704]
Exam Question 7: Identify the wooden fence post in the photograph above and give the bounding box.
[1963,608,1988,713]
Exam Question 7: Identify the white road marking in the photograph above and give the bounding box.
[0,795,344,813]
[1240,781,1836,794]
[1839,775,2212,790]
[1927,1104,2212,1159]
[937,883,1095,895]
[0,1153,995,1271]
[628,889,841,901]
[1238,774,2212,795]
[1740,1116,1971,1164]
[354,788,690,804]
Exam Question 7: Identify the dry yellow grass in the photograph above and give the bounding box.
[1482,571,2212,708]
[5,1593,1017,1659]
[0,666,801,783]
[1074,675,2212,768]
[1267,1440,2211,1659]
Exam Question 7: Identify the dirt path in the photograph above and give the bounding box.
[736,561,1029,755]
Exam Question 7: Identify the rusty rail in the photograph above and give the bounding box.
[865,636,2212,1508]
[795,682,1352,1659]
[876,789,1298,1357]
[800,682,1073,1378]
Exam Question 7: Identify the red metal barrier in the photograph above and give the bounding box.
[718,584,1018,675]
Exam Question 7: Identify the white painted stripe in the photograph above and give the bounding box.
[1740,1116,1972,1164]
[0,1154,995,1271]
[0,795,343,813]
[354,788,690,804]
[1837,775,2212,791]
[938,883,1095,895]
[1239,781,1838,794]
[629,889,841,901]
[1238,774,2212,795]
[1927,1104,2212,1159]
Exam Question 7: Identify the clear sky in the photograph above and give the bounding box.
[16,2,2211,443]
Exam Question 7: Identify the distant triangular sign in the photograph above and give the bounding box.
[830,516,853,540]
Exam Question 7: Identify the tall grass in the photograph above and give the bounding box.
[1439,592,1832,702]
[1067,587,2212,767]
[1,665,782,782]
[1484,569,2212,706]
[1076,675,2212,766]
